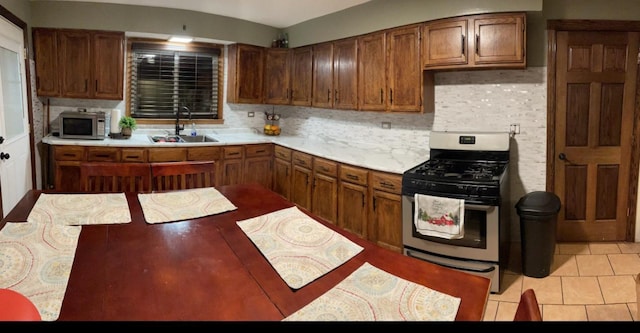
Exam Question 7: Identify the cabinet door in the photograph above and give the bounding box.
[312,42,333,108]
[273,157,292,200]
[387,25,422,112]
[221,159,243,186]
[357,32,386,111]
[312,173,338,224]
[290,46,312,106]
[244,156,272,190]
[93,31,124,99]
[370,190,402,253]
[422,18,468,68]
[263,48,292,105]
[33,28,59,97]
[333,38,358,110]
[472,13,526,67]
[291,165,312,211]
[227,44,264,103]
[58,30,92,98]
[338,181,368,238]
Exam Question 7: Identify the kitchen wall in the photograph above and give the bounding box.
[2,0,639,241]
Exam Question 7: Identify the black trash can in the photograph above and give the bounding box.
[516,191,561,278]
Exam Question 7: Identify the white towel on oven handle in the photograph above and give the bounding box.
[414,193,465,239]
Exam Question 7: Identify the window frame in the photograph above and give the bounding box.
[125,38,225,125]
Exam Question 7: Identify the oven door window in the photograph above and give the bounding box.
[412,201,487,249]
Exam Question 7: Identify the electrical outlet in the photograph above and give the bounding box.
[510,123,520,134]
[248,112,255,117]
[381,122,391,129]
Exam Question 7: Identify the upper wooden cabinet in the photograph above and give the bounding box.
[263,48,292,105]
[33,28,124,99]
[358,25,423,113]
[290,46,313,106]
[311,42,333,108]
[332,38,358,110]
[422,12,526,70]
[227,43,264,104]
[387,25,423,112]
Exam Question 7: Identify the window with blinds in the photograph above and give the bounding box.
[127,40,223,121]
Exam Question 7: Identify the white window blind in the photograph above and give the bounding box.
[129,42,222,120]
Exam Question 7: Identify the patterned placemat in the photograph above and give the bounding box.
[138,187,237,224]
[0,221,81,321]
[236,206,364,289]
[283,262,461,321]
[26,193,132,226]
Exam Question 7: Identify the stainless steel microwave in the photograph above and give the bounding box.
[59,111,106,140]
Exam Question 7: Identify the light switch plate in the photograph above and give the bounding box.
[381,122,391,129]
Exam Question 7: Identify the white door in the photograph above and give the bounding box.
[0,16,31,218]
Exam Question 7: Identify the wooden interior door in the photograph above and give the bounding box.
[552,29,639,241]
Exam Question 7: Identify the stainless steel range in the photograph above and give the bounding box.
[402,131,510,294]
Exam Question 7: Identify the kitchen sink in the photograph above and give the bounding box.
[148,135,218,143]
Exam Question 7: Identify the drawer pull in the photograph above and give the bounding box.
[320,166,329,172]
[124,155,138,159]
[255,149,265,153]
[95,154,110,158]
[380,182,395,189]
[228,152,240,156]
[346,174,359,181]
[63,153,76,157]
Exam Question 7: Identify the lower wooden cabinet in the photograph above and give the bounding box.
[312,158,338,224]
[273,146,292,200]
[291,151,313,211]
[369,171,403,252]
[338,165,369,238]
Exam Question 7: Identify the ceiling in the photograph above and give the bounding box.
[37,0,372,28]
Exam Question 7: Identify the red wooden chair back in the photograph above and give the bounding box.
[80,162,152,193]
[151,161,216,191]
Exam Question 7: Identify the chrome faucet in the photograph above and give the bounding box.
[175,106,191,135]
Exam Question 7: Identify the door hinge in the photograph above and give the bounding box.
[23,47,27,60]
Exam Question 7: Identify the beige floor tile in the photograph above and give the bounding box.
[489,273,522,302]
[558,243,590,255]
[576,254,614,276]
[618,242,640,254]
[598,275,637,304]
[522,276,563,304]
[541,304,587,321]
[628,302,638,321]
[589,243,622,254]
[562,276,604,305]
[586,304,633,321]
[608,254,640,275]
[550,254,578,276]
[494,301,518,321]
[482,300,498,321]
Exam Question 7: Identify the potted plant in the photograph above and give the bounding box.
[119,116,137,137]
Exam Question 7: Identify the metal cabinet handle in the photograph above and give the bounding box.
[0,152,10,160]
[559,153,566,160]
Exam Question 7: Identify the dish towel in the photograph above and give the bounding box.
[414,194,464,239]
[283,262,461,321]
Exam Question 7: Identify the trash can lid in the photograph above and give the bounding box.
[516,191,561,216]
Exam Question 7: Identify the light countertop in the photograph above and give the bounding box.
[42,128,428,174]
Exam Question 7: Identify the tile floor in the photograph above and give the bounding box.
[483,242,640,321]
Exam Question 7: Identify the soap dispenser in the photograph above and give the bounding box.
[190,122,197,136]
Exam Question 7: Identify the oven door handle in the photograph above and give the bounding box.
[406,196,493,211]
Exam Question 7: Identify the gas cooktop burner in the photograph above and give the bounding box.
[409,159,508,182]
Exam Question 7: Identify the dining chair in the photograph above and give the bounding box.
[80,162,152,193]
[513,288,542,321]
[150,161,216,191]
[0,289,41,321]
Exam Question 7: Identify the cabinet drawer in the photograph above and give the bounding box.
[120,148,147,162]
[245,144,272,158]
[87,147,120,162]
[370,172,402,194]
[292,151,312,168]
[223,146,244,159]
[313,158,337,177]
[188,147,221,161]
[147,148,187,162]
[274,145,291,161]
[54,146,85,161]
[340,164,368,186]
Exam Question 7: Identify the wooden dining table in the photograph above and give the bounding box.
[1,183,491,321]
